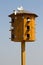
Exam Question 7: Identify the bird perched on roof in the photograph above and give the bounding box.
[17,6,24,11]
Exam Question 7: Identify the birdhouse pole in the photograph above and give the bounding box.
[21,41,26,65]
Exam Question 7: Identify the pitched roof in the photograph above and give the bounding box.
[8,7,38,17]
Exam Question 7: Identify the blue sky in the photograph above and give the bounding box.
[0,0,43,65]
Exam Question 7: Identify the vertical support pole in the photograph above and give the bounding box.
[21,41,26,65]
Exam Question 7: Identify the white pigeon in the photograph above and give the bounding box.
[17,6,23,11]
[13,10,17,15]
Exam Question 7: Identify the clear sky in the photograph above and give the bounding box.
[0,0,43,65]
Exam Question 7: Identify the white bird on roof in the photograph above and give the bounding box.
[13,10,17,15]
[17,6,24,11]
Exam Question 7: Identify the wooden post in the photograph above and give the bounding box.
[21,41,26,65]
